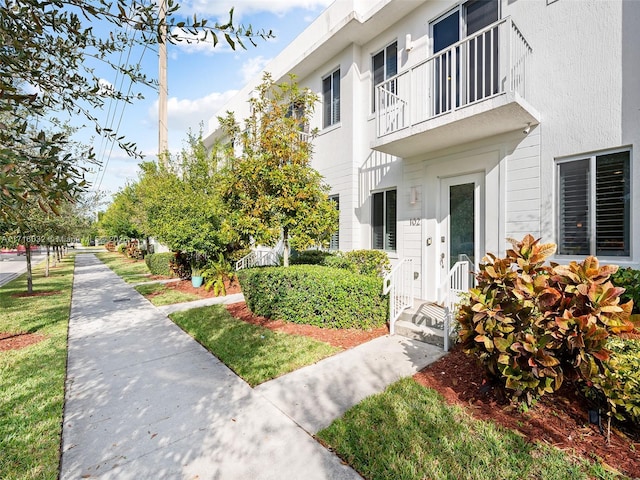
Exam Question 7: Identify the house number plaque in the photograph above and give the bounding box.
[409,218,421,226]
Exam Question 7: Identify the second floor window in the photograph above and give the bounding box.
[322,69,340,128]
[371,41,397,112]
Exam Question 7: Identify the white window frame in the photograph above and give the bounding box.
[329,194,339,251]
[371,40,398,113]
[555,147,632,259]
[371,188,397,252]
[322,68,340,129]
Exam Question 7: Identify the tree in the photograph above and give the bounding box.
[137,131,233,259]
[218,73,338,266]
[1,0,273,218]
[99,183,144,241]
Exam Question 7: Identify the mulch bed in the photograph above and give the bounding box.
[0,332,47,351]
[10,290,62,298]
[156,279,242,299]
[414,345,640,478]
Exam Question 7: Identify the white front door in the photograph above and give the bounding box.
[439,172,484,286]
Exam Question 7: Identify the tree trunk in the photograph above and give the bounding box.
[45,245,50,277]
[25,243,33,294]
[283,228,290,267]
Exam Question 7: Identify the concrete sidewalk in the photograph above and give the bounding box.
[61,254,359,480]
[62,254,447,479]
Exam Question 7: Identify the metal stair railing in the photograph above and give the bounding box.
[382,258,413,335]
[441,259,470,351]
[235,249,280,271]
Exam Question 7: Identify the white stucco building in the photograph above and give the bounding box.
[205,0,639,311]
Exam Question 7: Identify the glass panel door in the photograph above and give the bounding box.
[440,173,483,281]
[432,10,460,115]
[449,183,475,268]
[465,0,499,103]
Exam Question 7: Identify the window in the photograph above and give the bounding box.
[372,189,397,251]
[371,41,397,112]
[557,150,631,257]
[329,195,339,250]
[322,69,340,128]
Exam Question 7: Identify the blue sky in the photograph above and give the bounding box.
[85,0,333,199]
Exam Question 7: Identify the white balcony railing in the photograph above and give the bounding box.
[376,17,532,137]
[383,258,413,335]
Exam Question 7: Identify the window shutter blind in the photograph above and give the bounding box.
[595,152,630,256]
[558,159,589,255]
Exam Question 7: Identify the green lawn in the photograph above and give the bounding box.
[94,251,153,283]
[317,378,624,480]
[170,305,340,386]
[0,255,75,480]
[135,282,200,306]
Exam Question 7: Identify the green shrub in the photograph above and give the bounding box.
[238,265,388,329]
[611,267,640,313]
[290,249,334,265]
[202,253,237,296]
[343,250,390,277]
[169,251,191,279]
[589,337,640,426]
[457,234,636,406]
[145,252,174,277]
[116,243,127,254]
[322,255,353,270]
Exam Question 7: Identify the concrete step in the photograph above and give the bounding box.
[394,300,447,348]
[394,320,444,348]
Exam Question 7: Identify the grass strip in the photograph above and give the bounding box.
[317,378,624,480]
[170,305,339,386]
[134,282,200,306]
[0,255,75,480]
[94,251,152,283]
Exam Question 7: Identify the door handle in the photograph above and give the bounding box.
[440,252,445,268]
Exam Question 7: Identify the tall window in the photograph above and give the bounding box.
[372,189,397,251]
[322,69,340,128]
[371,41,397,112]
[558,150,630,257]
[329,195,339,250]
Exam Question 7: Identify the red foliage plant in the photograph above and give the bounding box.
[457,234,636,410]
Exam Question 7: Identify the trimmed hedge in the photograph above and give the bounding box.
[237,265,388,329]
[145,252,174,277]
[290,249,334,265]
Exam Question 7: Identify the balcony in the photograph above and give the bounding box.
[372,17,540,158]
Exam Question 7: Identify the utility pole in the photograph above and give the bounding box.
[158,0,168,165]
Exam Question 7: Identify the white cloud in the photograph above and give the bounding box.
[240,55,271,85]
[178,0,333,19]
[149,89,239,137]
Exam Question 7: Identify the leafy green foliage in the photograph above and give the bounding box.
[290,249,334,265]
[342,250,391,277]
[145,252,174,277]
[98,184,143,241]
[217,73,338,266]
[202,253,237,297]
[611,267,640,314]
[238,265,387,329]
[457,234,635,406]
[137,132,235,259]
[588,337,640,425]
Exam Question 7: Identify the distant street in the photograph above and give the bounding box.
[0,251,47,288]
